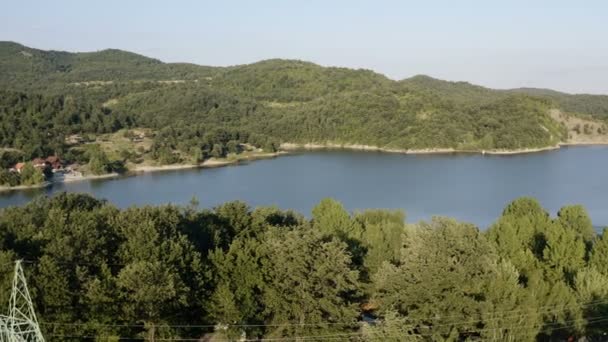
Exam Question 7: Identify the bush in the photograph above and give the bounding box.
[0,169,20,186]
[19,163,45,185]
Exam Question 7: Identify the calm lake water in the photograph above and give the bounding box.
[1,146,607,229]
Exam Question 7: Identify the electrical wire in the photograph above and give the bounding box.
[37,297,608,329]
[44,316,608,341]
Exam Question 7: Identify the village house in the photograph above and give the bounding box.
[9,156,64,174]
[45,156,63,171]
[31,158,49,169]
[65,134,85,145]
[10,162,25,173]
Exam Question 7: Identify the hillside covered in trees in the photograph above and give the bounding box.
[2,41,608,169]
[0,194,607,341]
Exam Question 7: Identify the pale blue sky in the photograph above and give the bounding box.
[1,0,607,94]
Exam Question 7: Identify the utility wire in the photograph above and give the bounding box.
[256,315,608,341]
[41,312,608,342]
[7,259,608,339]
[38,297,608,329]
[20,259,135,267]
[44,316,608,341]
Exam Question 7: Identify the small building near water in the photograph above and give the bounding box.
[46,156,63,171]
[32,158,48,168]
[10,162,26,173]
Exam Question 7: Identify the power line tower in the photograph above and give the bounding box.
[0,260,45,342]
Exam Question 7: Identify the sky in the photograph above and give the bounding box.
[1,0,607,94]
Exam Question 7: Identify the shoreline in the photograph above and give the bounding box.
[0,181,52,193]
[1,143,607,192]
[129,151,285,173]
[559,141,608,147]
[279,142,590,155]
[61,172,120,183]
[0,152,284,192]
[0,146,366,193]
[0,173,121,193]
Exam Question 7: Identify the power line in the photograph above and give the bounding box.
[273,315,608,341]
[44,316,608,342]
[45,336,209,341]
[6,261,608,339]
[411,299,608,329]
[278,314,600,340]
[40,320,359,328]
[0,260,45,341]
[20,259,134,267]
[395,297,608,323]
[39,308,608,342]
[37,297,608,329]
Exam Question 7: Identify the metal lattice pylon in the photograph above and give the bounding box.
[0,260,45,342]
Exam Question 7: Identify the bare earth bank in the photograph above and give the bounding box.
[280,142,562,155]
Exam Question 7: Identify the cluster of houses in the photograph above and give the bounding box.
[9,156,82,178]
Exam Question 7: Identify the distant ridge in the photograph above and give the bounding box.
[1,41,606,97]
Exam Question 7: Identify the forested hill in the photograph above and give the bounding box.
[2,41,608,159]
[0,41,219,90]
[401,74,608,118]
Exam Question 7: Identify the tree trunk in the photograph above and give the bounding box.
[149,322,156,342]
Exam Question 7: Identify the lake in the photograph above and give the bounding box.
[1,146,607,229]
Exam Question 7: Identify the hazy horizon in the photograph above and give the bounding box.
[2,0,607,94]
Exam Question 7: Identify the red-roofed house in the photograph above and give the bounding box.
[32,158,46,167]
[10,162,26,173]
[46,156,63,171]
[32,158,47,168]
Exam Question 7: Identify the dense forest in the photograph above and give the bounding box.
[2,41,608,173]
[0,194,606,341]
[0,88,278,186]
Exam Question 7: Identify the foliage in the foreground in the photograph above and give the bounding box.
[0,194,607,341]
